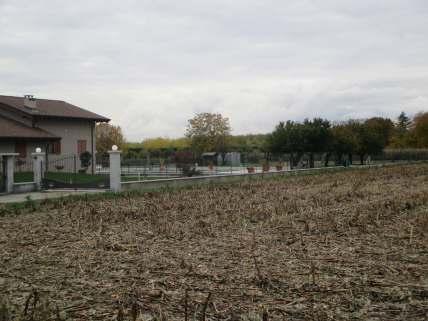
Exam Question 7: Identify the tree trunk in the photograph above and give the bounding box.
[324,153,330,167]
[293,152,304,167]
[360,154,365,165]
[335,153,343,166]
[348,153,353,165]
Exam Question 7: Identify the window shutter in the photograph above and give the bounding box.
[15,142,27,158]
[77,140,87,155]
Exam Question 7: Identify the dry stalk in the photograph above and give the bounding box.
[116,306,124,321]
[262,307,268,321]
[184,288,189,321]
[200,292,211,321]
[1,164,427,321]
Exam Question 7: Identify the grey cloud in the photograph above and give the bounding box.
[0,0,427,140]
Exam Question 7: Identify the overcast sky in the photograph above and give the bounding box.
[1,0,427,140]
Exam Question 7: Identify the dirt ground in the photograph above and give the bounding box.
[1,164,427,320]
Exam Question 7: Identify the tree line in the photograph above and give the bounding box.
[267,112,428,167]
[95,111,428,165]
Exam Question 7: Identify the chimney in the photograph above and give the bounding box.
[24,95,37,109]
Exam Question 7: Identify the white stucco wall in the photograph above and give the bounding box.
[37,119,95,157]
[0,119,95,159]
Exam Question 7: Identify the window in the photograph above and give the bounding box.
[15,142,27,158]
[48,141,61,155]
[77,140,87,155]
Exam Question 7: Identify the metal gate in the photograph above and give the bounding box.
[41,155,110,190]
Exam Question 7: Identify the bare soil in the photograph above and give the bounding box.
[1,164,428,320]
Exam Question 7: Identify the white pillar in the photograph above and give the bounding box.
[108,146,122,193]
[3,153,19,194]
[32,150,45,191]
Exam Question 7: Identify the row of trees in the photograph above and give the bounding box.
[267,111,428,167]
[95,111,428,165]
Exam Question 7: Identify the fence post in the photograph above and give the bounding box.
[3,153,19,193]
[32,148,45,191]
[108,145,122,193]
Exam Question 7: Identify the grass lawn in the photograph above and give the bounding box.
[14,171,108,184]
[14,171,34,183]
[45,171,108,184]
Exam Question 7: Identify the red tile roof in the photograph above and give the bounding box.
[0,116,60,141]
[0,95,110,122]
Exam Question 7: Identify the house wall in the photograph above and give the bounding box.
[0,108,98,173]
[0,118,96,160]
[37,119,95,158]
[0,141,48,158]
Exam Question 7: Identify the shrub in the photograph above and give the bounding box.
[181,164,201,177]
[79,151,92,169]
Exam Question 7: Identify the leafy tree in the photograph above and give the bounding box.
[337,117,393,165]
[143,137,190,151]
[351,120,387,164]
[267,122,285,154]
[122,142,144,159]
[390,112,413,148]
[96,123,126,155]
[185,113,231,156]
[229,134,269,153]
[412,112,428,147]
[330,122,359,165]
[267,121,305,168]
[124,142,144,151]
[79,151,92,171]
[397,112,411,133]
[268,119,331,168]
[364,117,394,147]
[301,118,332,168]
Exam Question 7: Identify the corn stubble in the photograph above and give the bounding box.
[0,164,427,320]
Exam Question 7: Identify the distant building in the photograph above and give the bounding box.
[224,152,241,166]
[201,152,220,166]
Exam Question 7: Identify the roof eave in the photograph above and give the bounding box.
[34,115,110,122]
[0,136,61,142]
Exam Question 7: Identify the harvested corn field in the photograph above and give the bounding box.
[1,164,428,320]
